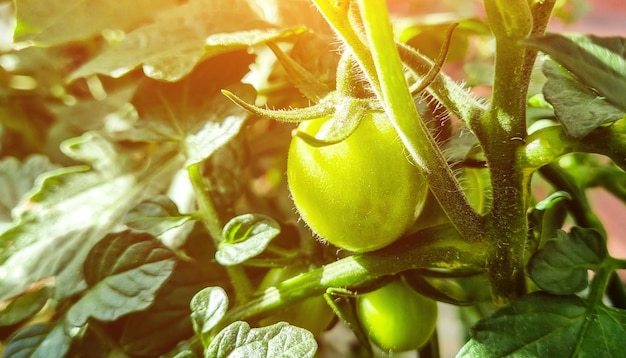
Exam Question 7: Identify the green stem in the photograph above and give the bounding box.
[311,0,380,95]
[587,265,613,308]
[187,163,253,304]
[396,42,487,130]
[478,0,541,303]
[355,0,485,242]
[520,123,626,171]
[217,224,486,329]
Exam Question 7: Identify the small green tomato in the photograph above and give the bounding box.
[287,111,428,252]
[357,279,438,352]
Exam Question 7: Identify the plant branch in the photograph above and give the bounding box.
[217,225,487,329]
[479,0,536,303]
[355,0,485,242]
[397,42,487,130]
[188,163,253,304]
[311,0,381,96]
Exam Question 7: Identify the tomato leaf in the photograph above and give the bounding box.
[0,286,50,326]
[206,321,318,358]
[541,59,624,138]
[125,51,255,167]
[123,196,194,237]
[67,0,300,82]
[217,214,281,266]
[190,286,229,345]
[0,133,181,302]
[458,292,626,357]
[0,155,57,231]
[528,227,606,295]
[2,323,72,358]
[120,262,215,356]
[13,0,179,46]
[65,231,176,327]
[525,33,626,111]
[524,33,626,138]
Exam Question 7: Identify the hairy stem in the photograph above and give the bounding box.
[355,0,486,242]
[218,225,486,329]
[479,0,537,303]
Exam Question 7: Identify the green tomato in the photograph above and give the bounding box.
[357,279,438,352]
[258,266,334,335]
[287,111,428,252]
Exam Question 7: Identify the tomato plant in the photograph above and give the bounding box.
[357,278,437,352]
[1,0,626,357]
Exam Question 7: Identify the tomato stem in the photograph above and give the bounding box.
[216,224,486,330]
[355,0,486,242]
[478,0,557,303]
[187,163,253,304]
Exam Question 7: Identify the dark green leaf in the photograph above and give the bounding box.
[2,323,72,358]
[13,0,179,46]
[206,321,318,358]
[123,196,194,236]
[126,52,255,166]
[217,214,281,266]
[528,227,606,295]
[120,262,221,356]
[458,292,626,357]
[525,33,626,111]
[0,286,50,326]
[540,59,624,138]
[65,231,176,327]
[190,287,229,344]
[65,325,110,358]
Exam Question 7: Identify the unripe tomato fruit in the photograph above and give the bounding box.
[287,111,428,252]
[258,266,334,335]
[357,279,438,352]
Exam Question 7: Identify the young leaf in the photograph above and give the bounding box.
[541,59,624,138]
[458,292,626,357]
[120,262,221,356]
[216,214,281,266]
[190,286,229,345]
[524,34,626,111]
[65,231,176,327]
[528,227,607,295]
[123,196,194,236]
[3,323,72,358]
[0,286,50,326]
[528,191,570,250]
[206,321,318,358]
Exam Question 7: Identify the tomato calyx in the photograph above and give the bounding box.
[223,88,380,146]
